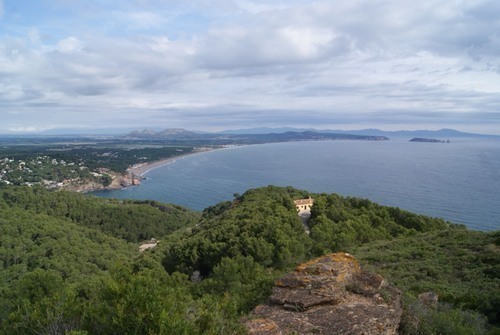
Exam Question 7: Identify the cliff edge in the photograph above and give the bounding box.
[245,253,402,335]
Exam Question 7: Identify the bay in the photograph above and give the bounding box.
[93,139,500,231]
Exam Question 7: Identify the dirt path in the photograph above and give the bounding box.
[298,210,311,234]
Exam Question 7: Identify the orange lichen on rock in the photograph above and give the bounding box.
[295,252,360,274]
[244,318,282,335]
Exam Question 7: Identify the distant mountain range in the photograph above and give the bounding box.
[127,128,198,138]
[1,127,498,139]
[124,127,499,139]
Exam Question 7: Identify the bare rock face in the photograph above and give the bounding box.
[244,253,402,335]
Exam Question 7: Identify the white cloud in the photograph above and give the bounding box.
[277,27,334,58]
[0,83,24,100]
[234,0,288,14]
[27,28,41,45]
[0,0,499,134]
[57,37,84,53]
[119,11,164,30]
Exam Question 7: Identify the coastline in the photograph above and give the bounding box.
[79,147,226,194]
[127,147,217,177]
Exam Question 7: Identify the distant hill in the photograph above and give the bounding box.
[126,128,198,138]
[218,127,499,138]
[220,127,317,134]
[124,128,389,143]
[156,128,199,137]
[127,128,158,137]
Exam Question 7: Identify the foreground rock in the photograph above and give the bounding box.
[245,253,402,335]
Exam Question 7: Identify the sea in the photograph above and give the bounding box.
[93,138,500,231]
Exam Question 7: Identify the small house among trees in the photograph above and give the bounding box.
[294,197,314,212]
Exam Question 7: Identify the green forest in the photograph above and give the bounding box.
[0,185,498,334]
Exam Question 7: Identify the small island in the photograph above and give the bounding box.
[410,137,450,143]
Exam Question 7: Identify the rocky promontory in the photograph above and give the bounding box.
[244,253,402,335]
[410,138,449,143]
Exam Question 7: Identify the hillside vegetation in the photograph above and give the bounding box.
[0,185,498,334]
[1,186,200,242]
[353,229,500,331]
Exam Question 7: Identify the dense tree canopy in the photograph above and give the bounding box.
[308,193,449,255]
[164,186,311,275]
[0,205,136,332]
[0,185,497,334]
[0,186,200,242]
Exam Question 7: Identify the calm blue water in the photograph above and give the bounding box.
[93,139,500,231]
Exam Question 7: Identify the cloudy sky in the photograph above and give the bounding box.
[0,0,499,134]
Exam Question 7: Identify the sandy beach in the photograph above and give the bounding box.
[127,148,215,177]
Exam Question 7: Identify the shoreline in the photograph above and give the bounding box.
[127,147,218,177]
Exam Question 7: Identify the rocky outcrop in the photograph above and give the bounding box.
[61,172,141,193]
[109,173,141,188]
[245,253,402,335]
